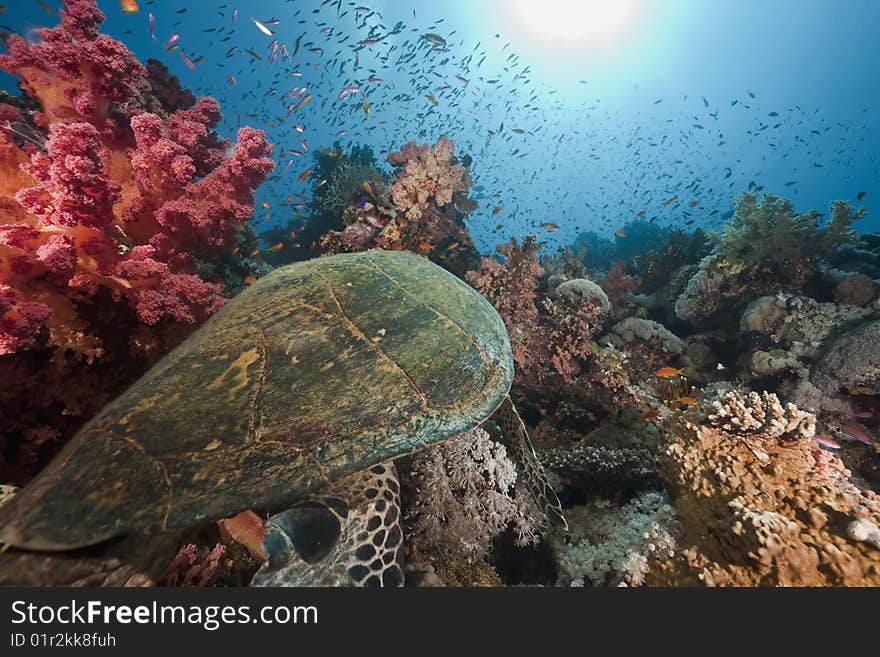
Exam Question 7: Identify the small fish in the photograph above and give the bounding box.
[614,229,627,238]
[491,206,503,216]
[37,0,54,15]
[837,423,874,445]
[656,367,685,378]
[227,75,237,85]
[251,17,274,36]
[663,196,678,206]
[417,241,433,251]
[857,191,866,200]
[293,124,304,133]
[421,33,446,48]
[243,275,258,285]
[119,0,138,13]
[813,435,841,450]
[362,181,376,198]
[362,102,370,117]
[445,241,459,251]
[338,85,360,101]
[674,396,699,406]
[854,411,874,419]
[267,242,284,252]
[643,409,662,422]
[179,53,196,71]
[293,94,312,111]
[425,93,439,106]
[296,168,312,182]
[164,33,180,52]
[261,201,270,209]
[540,222,559,232]
[148,12,155,39]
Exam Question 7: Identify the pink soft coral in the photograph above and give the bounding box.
[0,0,273,484]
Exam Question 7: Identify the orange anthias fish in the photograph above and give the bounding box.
[119,0,139,13]
[296,168,312,182]
[417,241,433,251]
[674,396,699,406]
[656,367,685,378]
[267,242,284,252]
[243,275,258,285]
[614,229,627,238]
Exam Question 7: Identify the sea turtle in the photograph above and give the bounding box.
[0,250,564,586]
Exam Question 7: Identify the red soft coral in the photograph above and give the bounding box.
[0,0,146,126]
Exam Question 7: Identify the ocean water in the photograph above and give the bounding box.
[4,0,879,245]
[1,0,879,588]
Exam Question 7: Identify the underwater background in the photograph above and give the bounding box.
[0,0,879,587]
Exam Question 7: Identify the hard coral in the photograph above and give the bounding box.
[654,390,880,586]
[714,191,863,266]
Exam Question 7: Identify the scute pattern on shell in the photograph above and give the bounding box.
[0,251,513,551]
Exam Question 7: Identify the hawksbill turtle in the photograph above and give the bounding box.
[0,250,564,586]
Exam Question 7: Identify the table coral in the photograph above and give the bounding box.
[653,389,880,586]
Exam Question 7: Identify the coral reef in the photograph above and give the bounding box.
[652,389,880,586]
[740,293,871,379]
[555,491,681,586]
[714,191,863,266]
[0,0,272,482]
[810,318,880,398]
[317,136,479,276]
[406,427,542,559]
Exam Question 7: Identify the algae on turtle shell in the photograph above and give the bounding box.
[0,250,563,586]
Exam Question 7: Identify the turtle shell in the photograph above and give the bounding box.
[0,251,513,550]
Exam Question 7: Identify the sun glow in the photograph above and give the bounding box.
[510,0,636,47]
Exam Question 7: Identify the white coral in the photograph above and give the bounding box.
[703,390,816,440]
[408,427,541,557]
[604,317,683,354]
[557,491,680,587]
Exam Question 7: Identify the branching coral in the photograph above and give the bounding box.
[714,191,863,266]
[407,427,542,558]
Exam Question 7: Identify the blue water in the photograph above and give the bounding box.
[3,0,879,250]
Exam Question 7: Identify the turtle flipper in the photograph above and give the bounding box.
[491,396,568,530]
[251,461,405,587]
